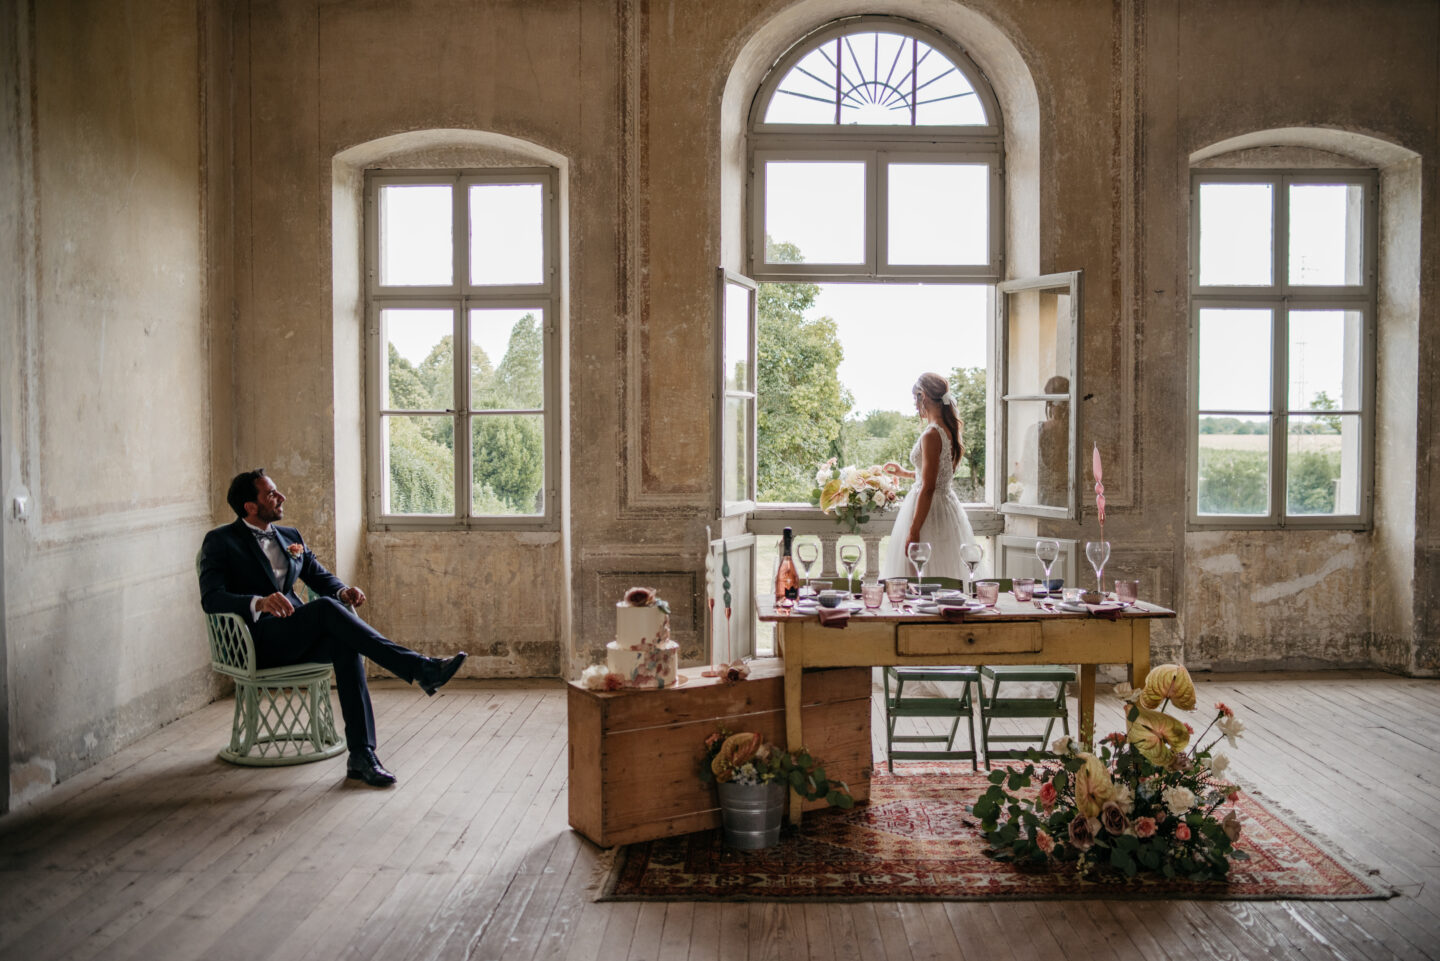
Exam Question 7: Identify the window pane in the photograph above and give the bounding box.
[1289,184,1364,286]
[1196,416,1270,516]
[724,396,749,504]
[470,308,543,410]
[887,163,988,265]
[1005,398,1069,509]
[724,282,751,393]
[469,183,544,286]
[1288,309,1363,411]
[383,414,455,515]
[762,32,986,127]
[1198,308,1272,411]
[755,282,987,503]
[1197,182,1272,286]
[378,185,452,286]
[1005,288,1072,396]
[472,413,544,516]
[381,308,453,409]
[1287,413,1361,516]
[764,161,866,264]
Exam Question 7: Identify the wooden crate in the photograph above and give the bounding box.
[567,659,872,847]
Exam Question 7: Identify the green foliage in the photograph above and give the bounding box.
[698,728,854,809]
[386,313,545,516]
[757,259,851,502]
[948,366,987,500]
[1197,448,1268,514]
[1286,448,1340,514]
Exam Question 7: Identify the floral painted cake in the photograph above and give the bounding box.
[604,587,679,688]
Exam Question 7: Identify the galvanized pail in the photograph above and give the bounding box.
[717,780,786,849]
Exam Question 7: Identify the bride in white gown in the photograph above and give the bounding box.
[879,372,976,580]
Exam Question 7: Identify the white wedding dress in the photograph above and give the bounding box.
[880,422,976,580]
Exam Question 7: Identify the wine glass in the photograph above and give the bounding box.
[1034,539,1060,595]
[1085,540,1111,593]
[959,542,983,593]
[906,541,932,593]
[795,541,819,594]
[839,543,862,596]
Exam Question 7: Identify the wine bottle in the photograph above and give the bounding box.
[774,527,799,605]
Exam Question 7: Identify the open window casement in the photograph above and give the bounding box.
[996,271,1082,521]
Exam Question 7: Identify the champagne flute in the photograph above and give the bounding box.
[959,542,983,593]
[1034,539,1059,595]
[839,543,862,596]
[795,541,819,595]
[906,541,932,594]
[1085,540,1111,594]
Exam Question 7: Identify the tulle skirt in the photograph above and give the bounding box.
[880,484,976,580]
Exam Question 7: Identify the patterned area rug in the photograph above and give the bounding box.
[599,767,1392,902]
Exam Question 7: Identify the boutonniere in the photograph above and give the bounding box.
[286,543,304,559]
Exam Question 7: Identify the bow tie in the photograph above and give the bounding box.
[252,529,277,541]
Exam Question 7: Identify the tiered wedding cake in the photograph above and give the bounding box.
[605,587,679,688]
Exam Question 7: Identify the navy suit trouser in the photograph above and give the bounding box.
[251,597,425,753]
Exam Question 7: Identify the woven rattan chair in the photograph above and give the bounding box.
[197,554,346,766]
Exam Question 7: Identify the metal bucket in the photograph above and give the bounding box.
[717,780,787,849]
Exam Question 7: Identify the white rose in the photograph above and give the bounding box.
[1110,782,1135,815]
[1050,735,1073,755]
[1162,785,1197,816]
[1206,753,1231,778]
[1217,715,1246,747]
[581,664,608,690]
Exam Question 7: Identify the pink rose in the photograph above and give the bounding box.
[1038,781,1058,810]
[1174,823,1192,841]
[1134,817,1157,838]
[1035,830,1055,855]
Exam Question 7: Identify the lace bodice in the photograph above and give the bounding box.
[910,423,956,492]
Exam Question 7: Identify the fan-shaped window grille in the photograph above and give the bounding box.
[762,28,987,127]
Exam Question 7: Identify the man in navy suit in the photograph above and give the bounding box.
[199,469,466,786]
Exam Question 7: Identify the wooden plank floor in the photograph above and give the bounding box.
[1,669,1436,961]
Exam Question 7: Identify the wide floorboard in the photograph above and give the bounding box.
[0,669,1436,961]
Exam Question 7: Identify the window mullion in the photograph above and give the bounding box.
[1272,302,1289,526]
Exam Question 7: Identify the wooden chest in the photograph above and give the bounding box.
[567,659,872,847]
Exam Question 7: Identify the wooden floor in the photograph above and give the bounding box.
[1,668,1437,961]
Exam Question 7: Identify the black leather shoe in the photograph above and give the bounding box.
[416,652,467,696]
[346,749,397,787]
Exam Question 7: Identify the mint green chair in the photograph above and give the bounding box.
[883,666,982,772]
[978,664,1075,769]
[197,554,346,766]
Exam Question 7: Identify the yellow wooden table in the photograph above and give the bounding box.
[763,595,1175,825]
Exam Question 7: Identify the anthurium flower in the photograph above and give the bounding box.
[711,732,763,782]
[818,478,846,512]
[1139,664,1196,711]
[1128,706,1190,766]
[1073,753,1116,818]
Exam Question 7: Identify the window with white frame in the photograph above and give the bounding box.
[1189,169,1376,527]
[740,18,1007,510]
[365,168,558,529]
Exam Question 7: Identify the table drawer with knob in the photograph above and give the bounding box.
[896,622,1041,657]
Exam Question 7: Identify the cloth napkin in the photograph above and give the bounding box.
[818,607,850,629]
[1084,601,1125,620]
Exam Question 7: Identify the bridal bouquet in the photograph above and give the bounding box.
[973,664,1248,882]
[812,458,902,533]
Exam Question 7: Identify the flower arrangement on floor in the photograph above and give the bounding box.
[973,664,1248,882]
[699,730,855,809]
[812,458,902,533]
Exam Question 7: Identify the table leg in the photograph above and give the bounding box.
[1079,664,1096,747]
[782,625,804,826]
[1132,620,1152,687]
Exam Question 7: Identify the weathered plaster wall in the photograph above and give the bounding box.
[1149,0,1439,672]
[1,0,222,806]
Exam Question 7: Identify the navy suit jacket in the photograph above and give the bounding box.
[199,519,347,621]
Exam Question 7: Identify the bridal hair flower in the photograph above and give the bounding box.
[941,390,958,409]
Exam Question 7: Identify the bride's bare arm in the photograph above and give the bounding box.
[904,430,942,554]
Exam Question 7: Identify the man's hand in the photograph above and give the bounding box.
[339,586,367,609]
[257,592,295,618]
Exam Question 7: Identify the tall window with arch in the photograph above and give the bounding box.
[721,17,1080,527]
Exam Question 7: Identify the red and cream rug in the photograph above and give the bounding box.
[600,767,1391,902]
